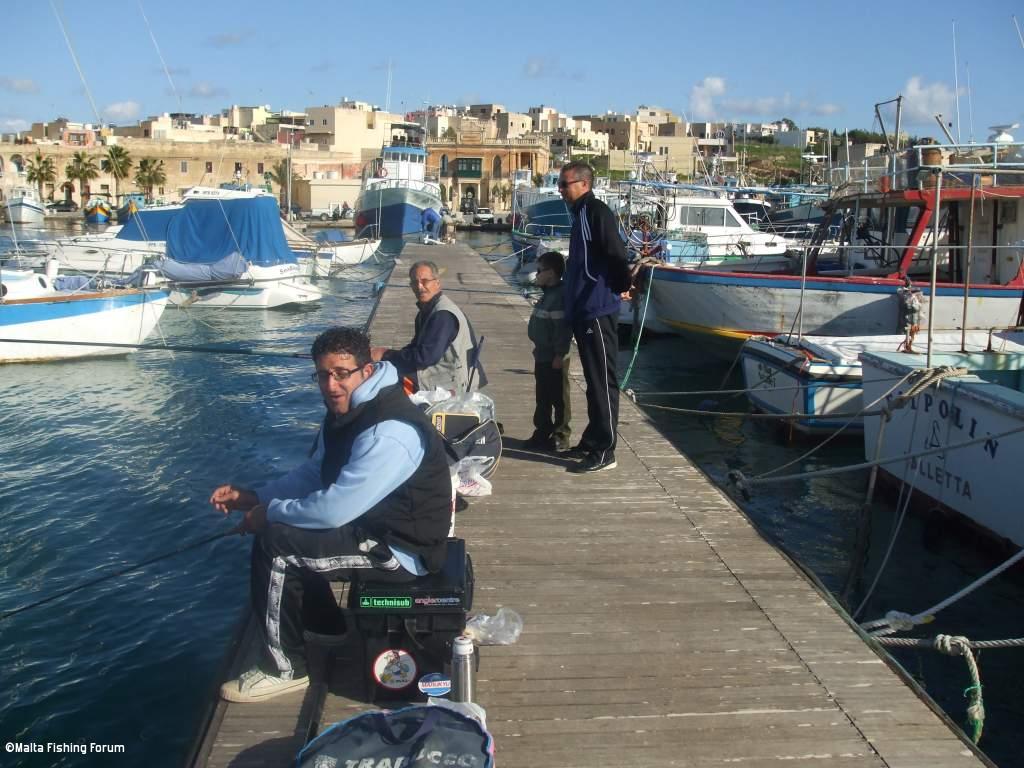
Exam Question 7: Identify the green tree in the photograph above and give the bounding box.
[442,127,457,141]
[134,158,167,202]
[269,159,303,208]
[64,151,100,203]
[101,145,133,203]
[779,117,797,131]
[25,151,57,201]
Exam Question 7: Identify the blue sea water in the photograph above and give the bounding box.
[0,227,1021,766]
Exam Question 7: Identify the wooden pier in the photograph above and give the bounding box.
[190,243,991,768]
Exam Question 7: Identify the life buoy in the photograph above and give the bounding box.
[379,166,388,177]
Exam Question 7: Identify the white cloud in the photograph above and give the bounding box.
[1,117,30,132]
[190,82,227,99]
[808,102,841,117]
[103,101,141,122]
[902,76,954,124]
[689,77,725,119]
[0,76,39,94]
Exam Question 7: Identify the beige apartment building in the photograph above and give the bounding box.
[303,99,405,162]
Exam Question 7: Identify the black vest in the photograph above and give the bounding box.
[319,382,451,572]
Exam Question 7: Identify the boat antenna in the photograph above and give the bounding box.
[952,19,962,142]
[50,0,103,126]
[138,0,182,110]
[965,61,974,143]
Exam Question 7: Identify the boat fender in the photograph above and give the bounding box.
[379,166,388,177]
[45,258,60,281]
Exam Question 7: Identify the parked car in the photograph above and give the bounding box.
[472,207,494,224]
[46,200,79,213]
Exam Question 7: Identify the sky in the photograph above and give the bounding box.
[3,0,1022,142]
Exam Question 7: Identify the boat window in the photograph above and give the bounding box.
[690,206,726,227]
[725,211,743,227]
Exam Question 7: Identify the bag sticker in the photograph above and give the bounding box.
[372,649,417,690]
[417,672,452,697]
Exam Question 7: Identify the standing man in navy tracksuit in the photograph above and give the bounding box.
[559,161,632,473]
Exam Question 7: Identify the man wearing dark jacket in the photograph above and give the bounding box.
[559,161,632,473]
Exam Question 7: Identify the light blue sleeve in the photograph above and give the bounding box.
[264,421,426,530]
[256,431,325,507]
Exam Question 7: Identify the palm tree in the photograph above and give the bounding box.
[134,159,167,202]
[269,159,302,209]
[101,145,133,203]
[64,151,100,203]
[25,151,57,201]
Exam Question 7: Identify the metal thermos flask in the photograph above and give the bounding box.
[451,635,475,703]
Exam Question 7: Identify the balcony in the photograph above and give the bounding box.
[441,168,481,178]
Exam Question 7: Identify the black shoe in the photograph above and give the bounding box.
[562,442,592,459]
[568,451,617,473]
[523,434,556,451]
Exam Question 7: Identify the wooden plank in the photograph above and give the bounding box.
[194,243,992,768]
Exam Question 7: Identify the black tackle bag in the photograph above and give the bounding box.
[296,705,493,768]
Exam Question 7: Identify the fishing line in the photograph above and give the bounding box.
[0,337,313,359]
[0,530,235,621]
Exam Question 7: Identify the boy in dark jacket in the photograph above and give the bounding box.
[524,251,572,451]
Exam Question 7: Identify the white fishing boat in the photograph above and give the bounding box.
[0,267,169,363]
[740,330,1024,435]
[621,181,795,269]
[154,195,318,309]
[5,187,45,226]
[646,138,1024,353]
[861,340,1024,547]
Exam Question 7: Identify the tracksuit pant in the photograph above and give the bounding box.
[572,312,619,459]
[532,358,572,446]
[250,523,416,680]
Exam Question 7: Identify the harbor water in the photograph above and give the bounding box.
[0,227,1020,766]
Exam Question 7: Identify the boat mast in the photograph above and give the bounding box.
[952,20,962,142]
[927,170,943,368]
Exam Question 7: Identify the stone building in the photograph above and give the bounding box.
[427,126,550,210]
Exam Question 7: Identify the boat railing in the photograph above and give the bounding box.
[363,178,440,195]
[520,222,571,237]
[830,140,1024,193]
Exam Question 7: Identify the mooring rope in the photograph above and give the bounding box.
[862,547,1024,637]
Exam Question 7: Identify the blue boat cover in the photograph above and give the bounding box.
[116,205,180,242]
[164,197,298,267]
[155,252,249,282]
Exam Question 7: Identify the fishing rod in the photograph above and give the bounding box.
[0,529,236,621]
[0,337,313,359]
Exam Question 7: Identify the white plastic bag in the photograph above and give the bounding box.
[464,607,523,645]
[455,456,494,497]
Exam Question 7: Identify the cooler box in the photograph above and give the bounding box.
[349,538,474,702]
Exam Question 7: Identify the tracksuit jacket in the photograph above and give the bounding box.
[563,190,632,324]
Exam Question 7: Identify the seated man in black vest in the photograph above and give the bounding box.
[210,326,452,703]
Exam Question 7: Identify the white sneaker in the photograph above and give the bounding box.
[220,667,310,703]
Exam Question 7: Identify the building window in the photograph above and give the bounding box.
[322,119,327,126]
[158,186,164,196]
[180,160,188,173]
[234,162,243,174]
[257,162,264,174]
[206,161,213,173]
